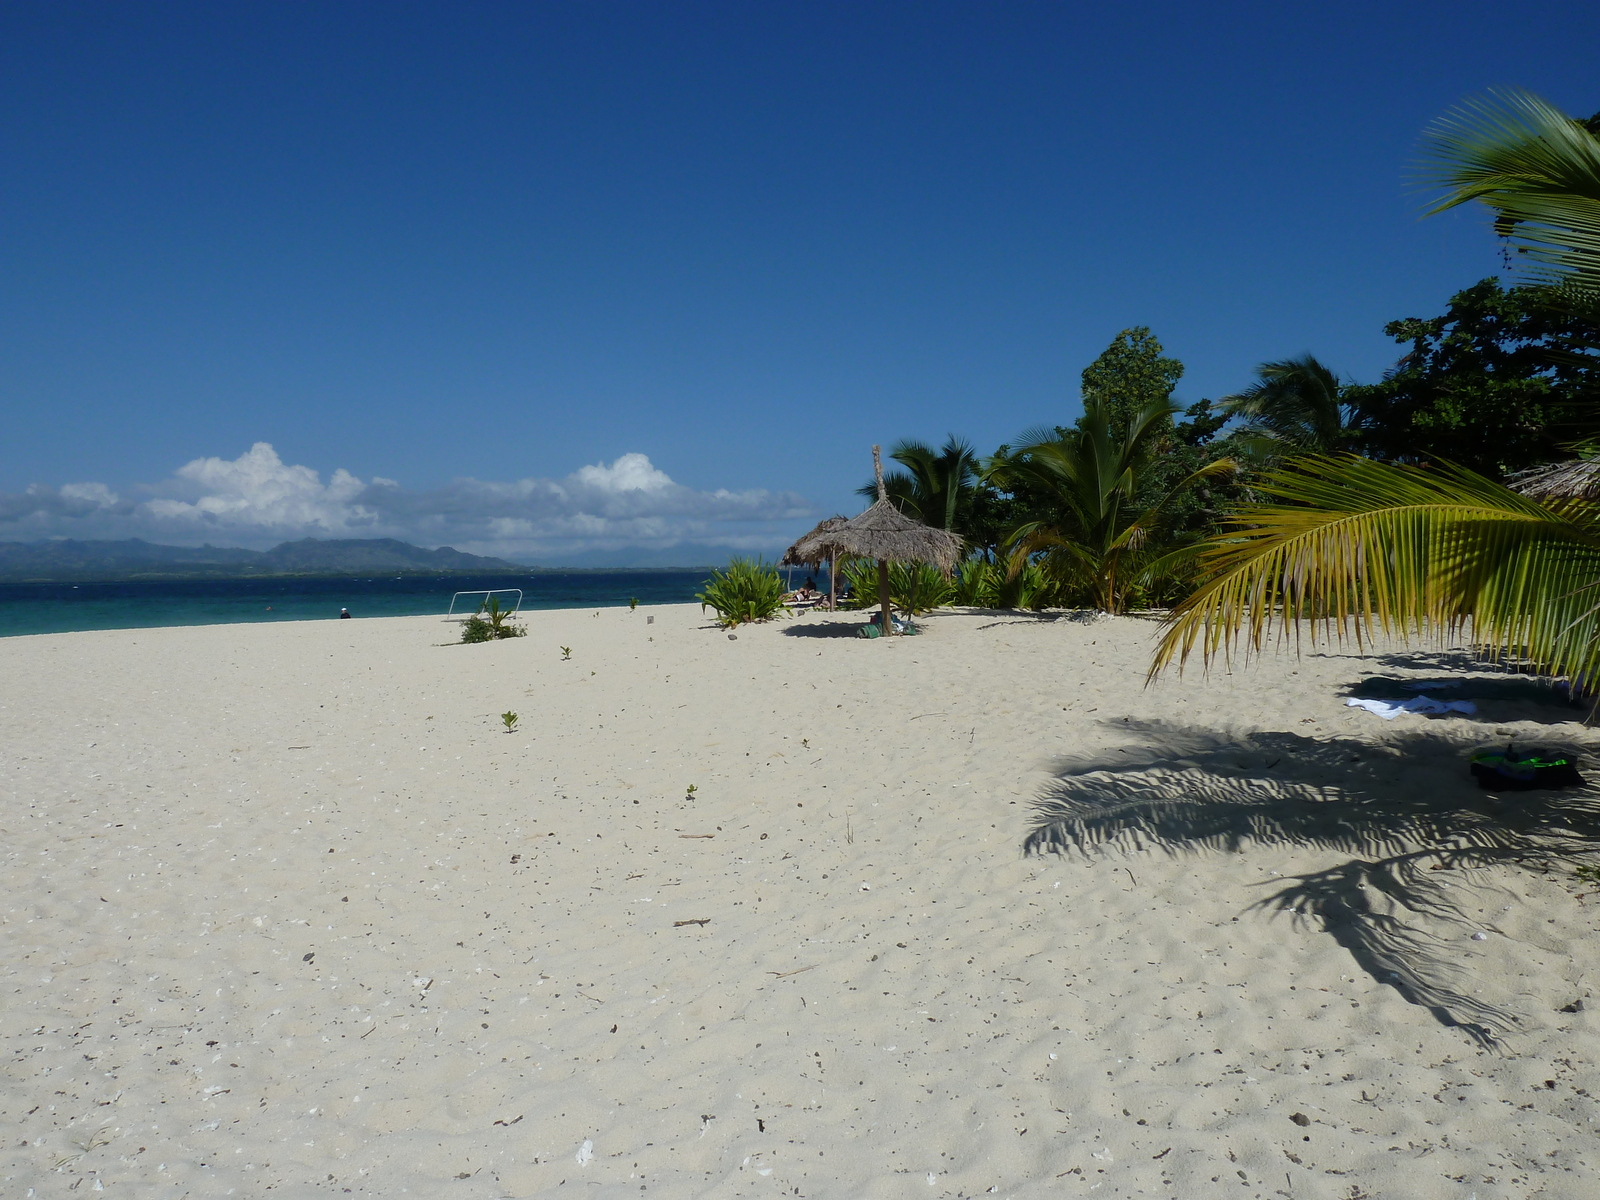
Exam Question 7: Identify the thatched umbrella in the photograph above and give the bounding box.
[810,446,963,637]
[1509,460,1600,502]
[782,515,850,611]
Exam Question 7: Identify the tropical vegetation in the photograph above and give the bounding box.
[697,557,787,628]
[805,87,1600,664]
[1147,88,1600,678]
[983,399,1236,613]
[461,596,527,643]
[838,559,955,616]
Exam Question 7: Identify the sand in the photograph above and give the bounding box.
[3,602,1600,1199]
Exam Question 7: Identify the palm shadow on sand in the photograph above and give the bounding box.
[1025,719,1600,1047]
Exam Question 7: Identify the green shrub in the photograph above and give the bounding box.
[995,561,1055,610]
[953,558,998,606]
[460,596,526,643]
[697,558,786,627]
[947,557,1054,610]
[839,559,955,615]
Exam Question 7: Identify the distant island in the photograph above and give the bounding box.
[0,537,534,582]
[0,537,727,582]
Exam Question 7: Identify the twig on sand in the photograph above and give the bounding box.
[674,919,711,927]
[767,965,817,978]
[1124,866,1138,888]
[678,833,715,839]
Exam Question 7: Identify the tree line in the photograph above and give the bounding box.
[866,89,1600,644]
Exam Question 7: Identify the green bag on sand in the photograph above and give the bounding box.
[857,617,919,638]
[1469,746,1583,791]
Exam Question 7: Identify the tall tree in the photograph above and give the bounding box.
[1221,354,1362,456]
[1344,279,1599,477]
[1079,327,1184,430]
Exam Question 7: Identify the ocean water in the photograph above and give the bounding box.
[0,572,720,638]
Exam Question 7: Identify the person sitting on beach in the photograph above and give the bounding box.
[340,608,351,619]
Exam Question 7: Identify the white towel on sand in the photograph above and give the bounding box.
[1345,694,1478,720]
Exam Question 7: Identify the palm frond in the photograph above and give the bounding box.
[1150,455,1600,678]
[1421,88,1600,292]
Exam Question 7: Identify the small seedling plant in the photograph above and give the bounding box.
[502,711,519,733]
[629,597,639,612]
[560,645,572,660]
[685,783,697,800]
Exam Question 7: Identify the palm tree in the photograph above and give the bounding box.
[1148,91,1600,678]
[1421,88,1600,295]
[1220,354,1362,456]
[986,399,1235,614]
[1150,454,1600,678]
[856,436,978,531]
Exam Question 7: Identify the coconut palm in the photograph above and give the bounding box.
[857,436,979,532]
[1220,354,1362,456]
[1421,88,1600,294]
[1149,454,1600,679]
[986,399,1235,614]
[1147,92,1600,677]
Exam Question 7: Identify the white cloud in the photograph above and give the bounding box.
[0,443,814,564]
[143,443,378,533]
[572,452,673,494]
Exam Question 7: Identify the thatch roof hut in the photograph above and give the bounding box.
[811,446,964,637]
[782,515,851,611]
[782,516,850,567]
[1509,460,1600,502]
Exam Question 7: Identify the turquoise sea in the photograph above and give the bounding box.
[0,571,720,638]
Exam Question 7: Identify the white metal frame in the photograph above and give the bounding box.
[446,589,524,622]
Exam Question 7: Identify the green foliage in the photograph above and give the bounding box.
[856,436,980,533]
[986,398,1236,613]
[951,557,1054,609]
[501,711,518,732]
[560,645,571,659]
[629,597,639,612]
[1080,327,1184,432]
[838,559,955,616]
[461,596,526,643]
[1221,354,1363,457]
[1152,454,1600,684]
[697,558,786,627]
[1344,280,1600,477]
[1421,88,1600,295]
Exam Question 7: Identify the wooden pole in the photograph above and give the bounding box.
[872,445,893,637]
[877,558,892,638]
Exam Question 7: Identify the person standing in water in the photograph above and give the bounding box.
[339,608,351,619]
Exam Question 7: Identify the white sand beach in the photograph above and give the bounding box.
[4,603,1600,1199]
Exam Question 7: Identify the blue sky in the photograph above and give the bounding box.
[2,1,1597,564]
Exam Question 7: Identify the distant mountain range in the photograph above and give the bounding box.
[0,538,530,581]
